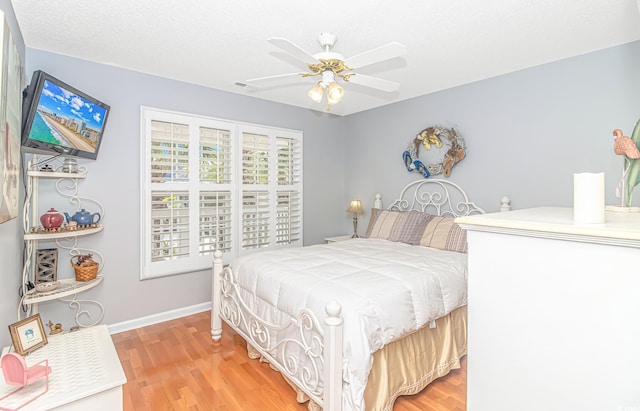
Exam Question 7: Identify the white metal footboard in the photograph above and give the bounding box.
[211,250,343,410]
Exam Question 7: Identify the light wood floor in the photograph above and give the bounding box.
[112,311,466,410]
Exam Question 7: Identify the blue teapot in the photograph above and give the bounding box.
[64,209,101,226]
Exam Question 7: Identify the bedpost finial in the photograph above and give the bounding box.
[374,193,382,209]
[500,196,511,212]
[325,300,342,317]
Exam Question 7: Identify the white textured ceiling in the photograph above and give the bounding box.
[11,0,640,116]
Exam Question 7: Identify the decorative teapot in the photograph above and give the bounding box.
[40,208,64,229]
[64,209,101,226]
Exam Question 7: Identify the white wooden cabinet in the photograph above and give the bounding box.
[457,207,640,411]
[21,158,104,326]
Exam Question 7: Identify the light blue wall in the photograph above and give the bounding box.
[0,2,25,350]
[0,25,638,347]
[4,49,347,345]
[343,41,640,217]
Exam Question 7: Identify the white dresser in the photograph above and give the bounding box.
[457,207,640,411]
[0,325,126,410]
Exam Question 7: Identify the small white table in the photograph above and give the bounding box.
[0,324,126,411]
[324,235,353,243]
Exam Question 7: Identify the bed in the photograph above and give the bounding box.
[211,179,504,410]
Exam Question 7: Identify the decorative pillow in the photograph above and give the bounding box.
[419,216,468,253]
[365,209,429,245]
[365,208,397,238]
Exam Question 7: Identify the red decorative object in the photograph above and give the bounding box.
[0,353,51,410]
[39,208,64,229]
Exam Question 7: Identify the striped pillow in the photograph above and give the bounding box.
[365,209,429,245]
[419,216,468,253]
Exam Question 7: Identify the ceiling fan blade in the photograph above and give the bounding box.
[344,42,407,69]
[268,37,319,64]
[243,72,303,87]
[346,74,400,92]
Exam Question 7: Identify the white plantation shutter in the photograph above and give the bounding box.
[198,126,234,256]
[242,132,270,185]
[148,118,191,270]
[277,136,301,186]
[241,191,270,249]
[241,131,270,250]
[150,191,190,261]
[276,136,302,245]
[199,191,233,254]
[148,120,191,266]
[240,125,303,252]
[200,126,232,184]
[150,121,190,183]
[142,108,302,279]
[276,190,301,245]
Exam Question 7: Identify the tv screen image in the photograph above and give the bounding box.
[21,71,110,160]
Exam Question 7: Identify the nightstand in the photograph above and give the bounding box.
[0,325,126,410]
[324,235,354,243]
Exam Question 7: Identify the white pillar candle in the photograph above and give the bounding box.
[573,172,605,224]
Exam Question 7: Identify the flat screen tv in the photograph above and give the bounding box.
[21,70,110,160]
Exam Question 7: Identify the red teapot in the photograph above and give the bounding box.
[40,208,64,229]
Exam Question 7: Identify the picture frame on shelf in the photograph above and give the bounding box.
[8,313,48,355]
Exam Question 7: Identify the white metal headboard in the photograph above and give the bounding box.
[385,179,486,217]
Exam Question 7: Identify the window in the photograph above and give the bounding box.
[141,108,302,279]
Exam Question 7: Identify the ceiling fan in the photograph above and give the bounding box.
[242,33,407,110]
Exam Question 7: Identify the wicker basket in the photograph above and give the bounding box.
[71,255,99,282]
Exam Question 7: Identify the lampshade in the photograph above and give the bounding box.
[307,82,324,103]
[346,199,364,215]
[326,81,344,105]
[307,70,345,109]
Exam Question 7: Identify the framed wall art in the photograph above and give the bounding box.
[8,313,48,355]
[0,10,24,224]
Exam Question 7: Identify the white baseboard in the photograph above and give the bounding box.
[107,302,212,335]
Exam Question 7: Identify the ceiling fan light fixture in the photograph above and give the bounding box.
[307,82,325,103]
[326,81,344,105]
[246,33,406,112]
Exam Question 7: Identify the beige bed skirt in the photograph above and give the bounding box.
[365,304,467,411]
[248,305,467,411]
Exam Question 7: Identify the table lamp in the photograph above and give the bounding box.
[346,200,364,238]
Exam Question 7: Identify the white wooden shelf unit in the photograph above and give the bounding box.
[21,157,105,327]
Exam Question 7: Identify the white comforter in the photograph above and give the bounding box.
[229,238,468,410]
